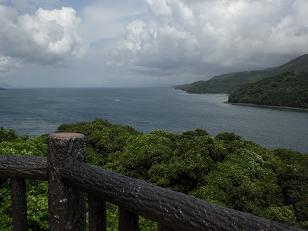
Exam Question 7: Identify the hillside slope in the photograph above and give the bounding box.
[176,54,308,94]
[228,72,308,109]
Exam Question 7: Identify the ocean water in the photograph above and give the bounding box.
[0,87,308,153]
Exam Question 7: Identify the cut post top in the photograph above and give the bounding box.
[49,132,84,139]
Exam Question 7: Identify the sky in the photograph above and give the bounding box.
[0,0,308,88]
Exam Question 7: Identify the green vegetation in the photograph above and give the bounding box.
[1,120,308,230]
[0,129,48,230]
[176,70,270,93]
[176,54,308,94]
[229,72,308,109]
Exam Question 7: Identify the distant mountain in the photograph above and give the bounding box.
[176,54,308,94]
[228,72,308,109]
[0,83,11,89]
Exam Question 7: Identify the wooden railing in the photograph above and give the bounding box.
[0,133,304,231]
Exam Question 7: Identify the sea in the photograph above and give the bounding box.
[0,87,307,153]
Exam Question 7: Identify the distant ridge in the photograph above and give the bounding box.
[176,54,308,94]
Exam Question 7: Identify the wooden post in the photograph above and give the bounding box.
[48,133,86,231]
[158,224,173,231]
[11,177,28,231]
[88,193,107,231]
[119,208,139,231]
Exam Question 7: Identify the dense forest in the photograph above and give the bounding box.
[0,120,308,230]
[176,54,308,94]
[229,72,308,109]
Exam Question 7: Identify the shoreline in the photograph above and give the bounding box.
[226,102,308,112]
[176,88,308,112]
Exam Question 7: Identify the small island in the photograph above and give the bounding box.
[0,88,5,90]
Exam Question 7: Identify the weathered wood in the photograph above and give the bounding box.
[48,133,86,231]
[11,178,28,231]
[88,193,107,231]
[158,224,174,231]
[0,156,47,180]
[119,208,139,231]
[60,161,303,231]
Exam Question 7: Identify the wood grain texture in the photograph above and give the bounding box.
[48,133,86,231]
[158,224,174,231]
[61,161,303,231]
[11,178,28,231]
[119,208,139,231]
[0,156,47,180]
[88,193,107,231]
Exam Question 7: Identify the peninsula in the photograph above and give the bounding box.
[176,54,308,109]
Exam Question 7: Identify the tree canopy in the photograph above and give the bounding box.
[0,120,307,230]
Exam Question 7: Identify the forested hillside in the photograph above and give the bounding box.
[176,54,308,94]
[228,72,308,109]
[176,70,270,93]
[0,120,307,230]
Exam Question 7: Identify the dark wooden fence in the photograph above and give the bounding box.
[0,133,304,231]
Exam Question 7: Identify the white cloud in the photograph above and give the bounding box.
[116,0,308,76]
[80,5,127,43]
[0,4,85,72]
[147,0,172,17]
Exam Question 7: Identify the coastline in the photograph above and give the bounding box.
[177,88,308,112]
[226,102,308,112]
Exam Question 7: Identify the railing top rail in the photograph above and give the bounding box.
[0,155,48,180]
[0,155,304,231]
[62,161,302,231]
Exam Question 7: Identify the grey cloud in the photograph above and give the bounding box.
[0,56,21,72]
[114,0,308,77]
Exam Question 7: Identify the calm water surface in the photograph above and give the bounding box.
[0,88,307,153]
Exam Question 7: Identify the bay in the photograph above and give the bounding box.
[0,87,307,153]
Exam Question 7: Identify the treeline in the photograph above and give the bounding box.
[0,120,308,230]
[229,72,308,109]
[175,70,269,94]
[176,54,308,96]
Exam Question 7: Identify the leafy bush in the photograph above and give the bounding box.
[0,119,307,230]
[0,128,17,143]
[0,136,48,231]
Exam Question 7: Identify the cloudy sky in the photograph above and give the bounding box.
[0,0,307,88]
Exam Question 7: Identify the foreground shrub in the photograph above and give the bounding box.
[0,119,307,230]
